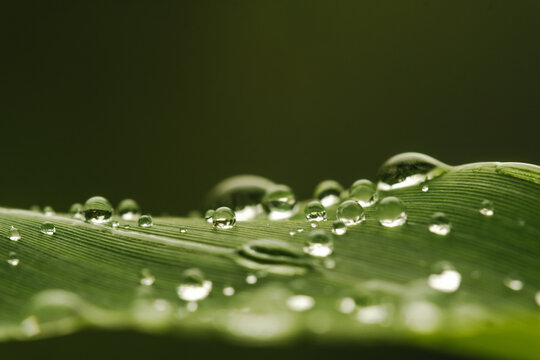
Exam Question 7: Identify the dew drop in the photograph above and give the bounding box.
[286,295,315,312]
[479,200,494,217]
[422,185,429,192]
[83,196,113,224]
[377,197,407,227]
[40,222,56,235]
[289,230,296,236]
[262,184,297,220]
[314,180,344,207]
[111,220,120,229]
[204,209,215,223]
[338,297,356,314]
[117,199,141,220]
[429,212,451,236]
[331,220,347,235]
[176,268,212,302]
[504,277,523,291]
[186,301,198,312]
[212,207,236,229]
[356,305,389,324]
[29,205,41,212]
[336,200,365,226]
[7,252,19,266]
[140,269,155,286]
[43,206,55,216]
[7,226,21,241]
[348,179,378,207]
[68,203,84,220]
[223,286,235,296]
[403,301,440,334]
[304,200,327,223]
[138,215,153,227]
[179,225,188,233]
[303,230,334,258]
[246,274,258,284]
[428,268,461,293]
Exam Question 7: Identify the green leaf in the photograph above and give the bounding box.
[0,160,539,360]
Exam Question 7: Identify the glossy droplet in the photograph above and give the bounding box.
[356,305,389,324]
[377,197,407,227]
[403,301,440,334]
[262,184,297,220]
[286,295,315,312]
[223,286,235,296]
[204,209,215,223]
[422,185,429,192]
[377,153,449,191]
[7,252,19,266]
[138,215,153,227]
[83,196,113,224]
[303,230,334,257]
[140,269,155,286]
[338,297,356,314]
[429,212,451,236]
[43,206,55,216]
[246,274,258,284]
[504,277,523,291]
[176,268,212,302]
[7,226,21,241]
[479,200,494,217]
[179,225,188,233]
[331,220,347,235]
[69,203,84,220]
[428,266,461,293]
[336,200,365,226]
[212,207,236,229]
[348,179,378,207]
[40,222,56,235]
[117,199,141,220]
[314,180,344,207]
[112,220,120,229]
[304,201,327,223]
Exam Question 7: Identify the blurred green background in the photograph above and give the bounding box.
[2,0,539,215]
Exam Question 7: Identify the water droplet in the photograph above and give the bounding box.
[428,267,461,293]
[7,252,19,266]
[140,269,155,286]
[323,258,336,269]
[304,200,327,223]
[535,292,540,307]
[286,295,315,312]
[83,196,113,224]
[403,301,440,333]
[112,220,120,229]
[504,277,523,291]
[303,230,334,257]
[40,222,56,235]
[377,197,407,227]
[179,225,188,233]
[43,206,55,216]
[186,301,198,312]
[117,199,141,220]
[338,297,356,314]
[356,305,389,324]
[246,274,258,284]
[176,268,212,302]
[69,203,84,219]
[331,220,347,235]
[296,228,304,233]
[20,316,40,337]
[479,200,494,216]
[422,185,429,192]
[262,184,297,220]
[336,200,365,226]
[204,209,215,223]
[428,212,451,236]
[29,205,41,212]
[212,207,236,229]
[7,226,21,241]
[223,286,235,296]
[348,179,378,207]
[377,153,449,191]
[289,229,296,236]
[314,180,344,207]
[138,215,153,227]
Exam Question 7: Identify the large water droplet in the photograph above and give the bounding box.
[40,222,56,235]
[7,226,21,241]
[331,220,347,235]
[213,207,236,229]
[303,230,334,257]
[138,215,153,227]
[314,180,344,207]
[262,184,297,220]
[429,212,451,236]
[377,153,449,191]
[286,295,315,312]
[304,201,327,223]
[117,199,141,220]
[176,268,212,302]
[7,252,19,266]
[348,179,378,207]
[479,200,494,217]
[336,200,365,226]
[428,265,461,293]
[83,196,113,224]
[377,197,407,227]
[68,203,84,220]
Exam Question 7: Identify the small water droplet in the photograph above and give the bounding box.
[186,301,198,312]
[338,297,356,314]
[303,230,334,258]
[7,252,19,266]
[176,268,212,302]
[428,267,461,293]
[138,215,153,227]
[479,200,494,217]
[212,207,236,229]
[535,292,540,307]
[403,301,440,333]
[223,286,235,296]
[204,209,215,223]
[40,222,56,235]
[356,305,389,324]
[304,200,327,223]
[246,274,258,284]
[21,316,40,337]
[331,220,347,235]
[30,205,41,212]
[297,228,304,233]
[263,184,297,220]
[377,197,407,227]
[140,269,155,286]
[314,180,344,207]
[336,200,365,226]
[69,203,84,220]
[428,212,451,236]
[7,226,21,241]
[179,225,188,233]
[323,258,336,269]
[83,196,113,224]
[348,179,378,207]
[43,206,55,216]
[504,277,523,291]
[422,185,429,192]
[111,220,120,229]
[286,295,315,312]
[117,199,141,220]
[289,230,296,236]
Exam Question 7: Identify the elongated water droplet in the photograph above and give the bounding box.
[348,179,378,207]
[331,220,347,235]
[504,277,523,291]
[204,209,215,223]
[428,265,461,293]
[286,295,315,312]
[7,226,21,241]
[212,207,236,229]
[223,286,235,296]
[314,180,344,207]
[140,269,155,286]
[303,230,334,257]
[262,184,297,220]
[69,203,84,220]
[377,153,449,191]
[377,197,407,227]
[40,222,56,235]
[429,212,451,236]
[138,215,153,227]
[479,200,494,217]
[7,252,19,266]
[176,268,212,302]
[83,196,113,224]
[336,200,365,226]
[43,206,55,216]
[304,200,327,223]
[118,199,141,220]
